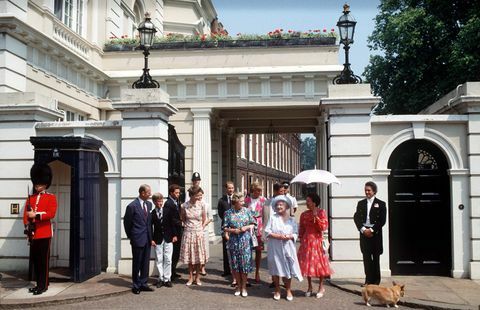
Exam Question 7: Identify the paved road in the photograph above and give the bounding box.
[42,243,414,310]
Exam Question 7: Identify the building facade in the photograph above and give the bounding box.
[236,133,301,197]
[0,0,479,281]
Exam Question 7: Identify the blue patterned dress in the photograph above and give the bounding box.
[223,207,256,273]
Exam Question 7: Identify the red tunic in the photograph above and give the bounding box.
[297,209,333,277]
[23,192,57,239]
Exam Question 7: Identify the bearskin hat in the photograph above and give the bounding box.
[30,163,52,189]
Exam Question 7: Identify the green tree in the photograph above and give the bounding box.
[365,0,480,114]
[301,137,316,170]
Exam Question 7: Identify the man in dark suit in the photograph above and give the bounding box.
[166,184,182,280]
[217,181,235,277]
[151,192,177,288]
[353,181,387,286]
[123,184,154,294]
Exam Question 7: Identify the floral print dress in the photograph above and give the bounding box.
[223,207,256,273]
[297,209,333,277]
[179,201,208,265]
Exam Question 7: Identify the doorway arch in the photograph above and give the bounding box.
[388,139,452,275]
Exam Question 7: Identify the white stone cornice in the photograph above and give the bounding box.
[371,115,468,124]
[104,65,343,79]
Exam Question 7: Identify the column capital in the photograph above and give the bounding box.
[191,107,212,118]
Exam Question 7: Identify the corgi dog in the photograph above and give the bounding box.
[362,281,405,308]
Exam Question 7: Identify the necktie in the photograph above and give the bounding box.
[227,196,231,206]
[143,201,147,218]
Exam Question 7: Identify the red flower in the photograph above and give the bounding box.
[323,28,327,32]
[288,30,292,33]
[331,28,335,32]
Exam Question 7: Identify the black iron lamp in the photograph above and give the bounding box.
[132,12,160,88]
[333,4,362,84]
[265,120,279,144]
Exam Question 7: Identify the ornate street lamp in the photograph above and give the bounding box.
[333,4,362,84]
[265,120,279,144]
[132,13,160,88]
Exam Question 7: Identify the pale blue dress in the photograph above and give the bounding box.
[264,214,303,281]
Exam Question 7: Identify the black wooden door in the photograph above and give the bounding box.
[388,139,451,275]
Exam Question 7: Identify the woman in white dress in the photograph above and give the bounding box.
[264,196,303,301]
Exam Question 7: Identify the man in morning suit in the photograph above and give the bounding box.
[123,184,154,294]
[23,163,58,295]
[353,181,387,286]
[151,192,177,288]
[166,184,182,280]
[217,181,235,277]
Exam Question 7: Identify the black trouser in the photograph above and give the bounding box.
[222,237,231,276]
[362,252,381,285]
[171,231,182,277]
[30,238,51,291]
[131,244,151,289]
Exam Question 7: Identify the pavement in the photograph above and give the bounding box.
[330,277,480,310]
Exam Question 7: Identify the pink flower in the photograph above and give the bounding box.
[323,28,327,32]
[331,28,335,32]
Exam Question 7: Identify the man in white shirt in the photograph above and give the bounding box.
[353,181,387,286]
[282,181,298,216]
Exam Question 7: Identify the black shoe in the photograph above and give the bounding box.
[132,288,140,294]
[156,281,164,288]
[33,288,46,295]
[140,286,154,292]
[164,281,173,288]
[221,272,231,277]
[28,287,38,293]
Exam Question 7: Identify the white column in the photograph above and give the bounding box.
[449,169,471,278]
[372,169,392,278]
[105,172,121,274]
[113,88,177,276]
[192,108,212,206]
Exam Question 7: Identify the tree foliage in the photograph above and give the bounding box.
[301,137,316,170]
[365,0,480,114]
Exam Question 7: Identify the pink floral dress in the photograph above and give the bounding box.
[179,201,208,265]
[297,209,333,277]
[244,196,266,241]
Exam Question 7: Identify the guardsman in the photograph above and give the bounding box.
[23,163,58,295]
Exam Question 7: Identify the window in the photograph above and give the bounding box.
[66,111,75,121]
[54,0,85,36]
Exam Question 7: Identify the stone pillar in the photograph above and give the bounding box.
[105,172,121,274]
[468,113,480,279]
[0,33,27,92]
[191,108,212,206]
[449,170,471,278]
[0,92,63,271]
[320,84,380,279]
[113,88,177,276]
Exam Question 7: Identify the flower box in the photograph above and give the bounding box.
[103,36,336,52]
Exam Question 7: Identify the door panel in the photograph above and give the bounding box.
[388,140,451,276]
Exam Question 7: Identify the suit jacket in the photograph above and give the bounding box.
[353,197,387,255]
[123,198,153,247]
[164,197,182,234]
[151,204,178,243]
[23,192,58,239]
[217,195,231,225]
